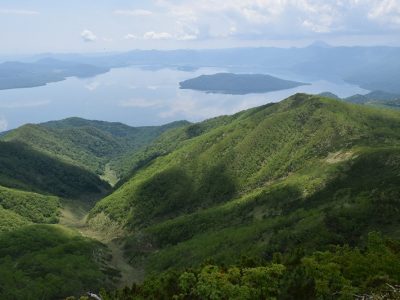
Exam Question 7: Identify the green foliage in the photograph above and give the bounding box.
[3,94,400,299]
[0,206,30,233]
[98,263,285,300]
[92,233,400,300]
[0,141,110,198]
[2,118,189,179]
[132,148,400,273]
[89,94,400,275]
[0,225,114,300]
[279,232,400,299]
[0,185,60,223]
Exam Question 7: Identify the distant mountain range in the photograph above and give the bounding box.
[179,73,309,94]
[320,90,400,109]
[2,45,400,93]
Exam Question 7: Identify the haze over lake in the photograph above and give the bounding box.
[0,66,368,131]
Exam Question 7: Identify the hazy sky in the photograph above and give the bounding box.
[1,0,400,54]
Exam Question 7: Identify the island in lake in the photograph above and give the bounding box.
[179,73,309,95]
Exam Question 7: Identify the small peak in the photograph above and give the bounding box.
[308,40,332,48]
[318,92,340,100]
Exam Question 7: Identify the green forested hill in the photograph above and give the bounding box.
[2,118,190,179]
[0,185,59,224]
[0,141,109,198]
[0,139,117,299]
[2,94,400,299]
[0,206,30,233]
[89,94,400,278]
[0,189,115,299]
[0,225,115,299]
[0,118,192,299]
[320,90,400,110]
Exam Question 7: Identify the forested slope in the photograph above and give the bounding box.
[89,94,400,277]
[0,141,109,198]
[2,118,189,179]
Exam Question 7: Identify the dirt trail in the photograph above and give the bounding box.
[59,200,142,287]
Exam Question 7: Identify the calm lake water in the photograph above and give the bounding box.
[0,66,368,131]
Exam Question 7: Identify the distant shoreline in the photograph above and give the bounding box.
[0,60,109,91]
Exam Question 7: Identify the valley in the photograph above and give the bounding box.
[1,93,400,299]
[59,199,142,287]
[0,118,189,299]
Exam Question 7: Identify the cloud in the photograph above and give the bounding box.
[147,85,160,90]
[124,31,197,41]
[143,31,173,40]
[81,29,97,42]
[114,9,153,16]
[85,82,100,91]
[124,33,138,40]
[152,0,400,41]
[0,116,8,132]
[177,34,198,41]
[368,0,400,26]
[0,9,39,15]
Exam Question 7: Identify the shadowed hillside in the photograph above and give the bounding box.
[0,141,110,198]
[2,118,190,180]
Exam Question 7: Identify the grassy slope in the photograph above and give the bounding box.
[2,117,190,178]
[89,94,400,273]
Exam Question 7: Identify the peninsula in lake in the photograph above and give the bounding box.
[0,58,109,90]
[179,73,309,95]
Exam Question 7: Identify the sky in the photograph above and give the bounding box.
[0,0,400,54]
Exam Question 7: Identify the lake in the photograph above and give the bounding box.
[0,66,368,131]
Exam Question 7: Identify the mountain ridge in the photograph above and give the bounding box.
[86,94,400,278]
[1,118,190,181]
